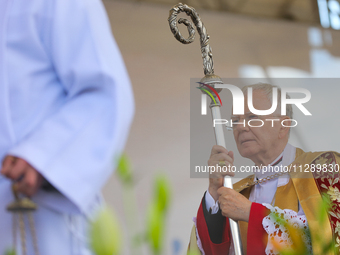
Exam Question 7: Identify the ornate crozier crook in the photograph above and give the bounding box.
[168,3,244,254]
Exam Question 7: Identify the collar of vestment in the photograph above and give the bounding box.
[254,143,296,187]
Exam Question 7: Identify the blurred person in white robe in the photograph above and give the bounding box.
[0,0,134,254]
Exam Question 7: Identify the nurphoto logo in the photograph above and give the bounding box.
[199,84,312,128]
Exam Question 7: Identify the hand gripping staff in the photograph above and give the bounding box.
[168,3,243,254]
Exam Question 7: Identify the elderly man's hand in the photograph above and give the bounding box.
[1,156,43,197]
[208,145,235,201]
[217,187,252,222]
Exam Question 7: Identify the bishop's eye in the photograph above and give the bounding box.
[231,117,240,123]
[248,115,259,120]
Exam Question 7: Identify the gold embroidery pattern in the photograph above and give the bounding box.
[312,152,340,251]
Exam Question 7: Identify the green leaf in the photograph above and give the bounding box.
[5,249,16,255]
[146,202,164,255]
[187,249,201,255]
[319,193,331,223]
[154,175,171,213]
[90,207,122,255]
[116,154,133,185]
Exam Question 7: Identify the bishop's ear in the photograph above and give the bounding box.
[278,116,291,139]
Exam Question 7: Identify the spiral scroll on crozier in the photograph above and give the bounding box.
[168,3,214,76]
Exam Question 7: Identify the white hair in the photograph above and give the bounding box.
[241,83,293,119]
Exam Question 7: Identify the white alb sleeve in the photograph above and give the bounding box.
[8,0,134,214]
[205,189,220,214]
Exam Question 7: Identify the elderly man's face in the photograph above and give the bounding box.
[232,90,284,162]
